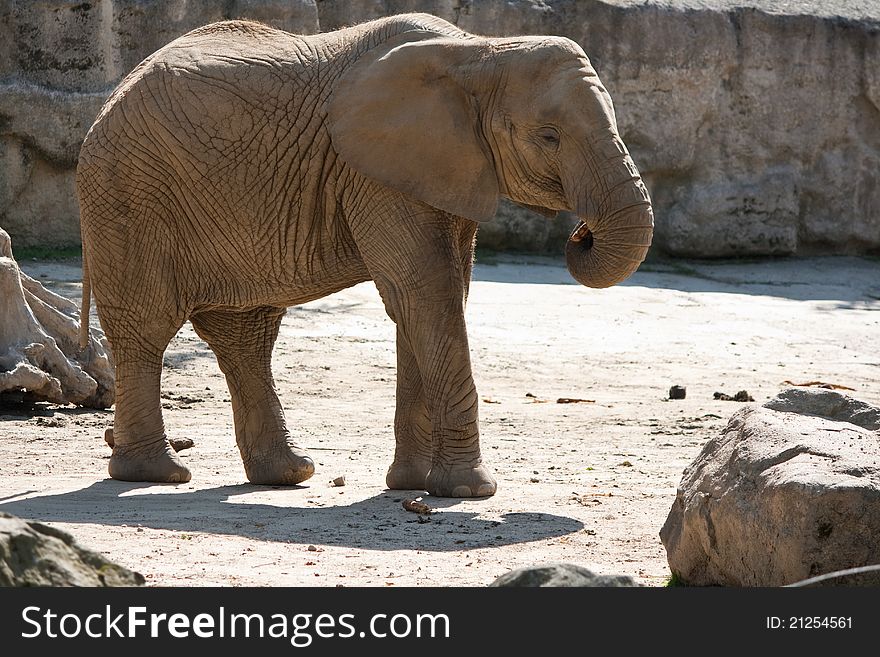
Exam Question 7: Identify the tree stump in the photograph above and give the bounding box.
[0,227,113,408]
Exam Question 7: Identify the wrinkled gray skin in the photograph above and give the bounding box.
[76,14,653,497]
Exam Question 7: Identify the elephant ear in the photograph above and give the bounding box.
[327,35,499,223]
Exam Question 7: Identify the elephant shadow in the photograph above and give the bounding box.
[0,480,583,552]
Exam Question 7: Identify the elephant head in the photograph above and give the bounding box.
[328,31,653,288]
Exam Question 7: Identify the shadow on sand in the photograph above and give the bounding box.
[0,480,583,552]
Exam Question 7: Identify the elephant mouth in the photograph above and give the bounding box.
[569,220,592,245]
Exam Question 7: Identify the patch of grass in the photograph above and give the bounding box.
[474,247,502,265]
[12,245,82,261]
[474,248,565,268]
[637,260,697,275]
[690,254,796,266]
[665,572,687,587]
[637,259,709,279]
[641,253,803,275]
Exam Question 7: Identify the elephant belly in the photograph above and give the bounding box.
[175,214,371,314]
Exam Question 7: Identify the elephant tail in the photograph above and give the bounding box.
[78,243,91,352]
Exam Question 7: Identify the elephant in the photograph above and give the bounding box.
[76,13,653,498]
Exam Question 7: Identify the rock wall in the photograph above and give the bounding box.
[0,0,319,248]
[2,1,878,256]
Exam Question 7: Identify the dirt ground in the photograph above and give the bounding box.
[2,253,878,587]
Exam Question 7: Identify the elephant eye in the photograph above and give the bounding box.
[535,126,560,148]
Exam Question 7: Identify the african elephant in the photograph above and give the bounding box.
[76,13,653,497]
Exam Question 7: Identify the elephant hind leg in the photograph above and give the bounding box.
[190,306,314,486]
[103,318,191,483]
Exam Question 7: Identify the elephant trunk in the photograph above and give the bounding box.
[565,151,654,289]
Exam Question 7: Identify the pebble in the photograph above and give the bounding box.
[669,385,687,400]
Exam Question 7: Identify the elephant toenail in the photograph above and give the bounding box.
[451,485,472,497]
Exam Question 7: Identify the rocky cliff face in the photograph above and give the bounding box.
[0,0,319,248]
[2,1,878,256]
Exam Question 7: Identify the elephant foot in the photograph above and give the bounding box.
[425,462,497,498]
[108,436,192,483]
[105,428,193,452]
[386,456,431,490]
[242,440,315,486]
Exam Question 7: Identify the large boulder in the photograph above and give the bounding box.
[763,387,880,431]
[490,563,641,587]
[0,512,144,586]
[787,564,880,587]
[660,388,880,586]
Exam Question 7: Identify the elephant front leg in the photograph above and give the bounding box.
[191,307,315,486]
[412,314,496,498]
[386,327,433,490]
[384,289,495,498]
[353,207,494,498]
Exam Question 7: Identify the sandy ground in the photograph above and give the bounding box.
[1,253,878,587]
